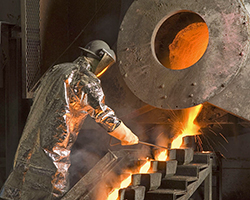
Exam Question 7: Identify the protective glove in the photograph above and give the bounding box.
[108,122,139,145]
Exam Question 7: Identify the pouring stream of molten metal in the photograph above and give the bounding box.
[107,104,203,199]
[171,104,203,148]
[107,160,151,200]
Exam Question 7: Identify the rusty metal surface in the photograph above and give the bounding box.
[151,160,177,178]
[129,156,214,200]
[119,186,146,200]
[132,173,162,191]
[208,54,250,121]
[117,0,250,110]
[168,148,194,165]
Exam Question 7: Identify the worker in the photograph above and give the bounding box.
[0,40,139,200]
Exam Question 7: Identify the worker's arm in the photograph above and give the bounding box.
[108,122,139,145]
[84,72,138,145]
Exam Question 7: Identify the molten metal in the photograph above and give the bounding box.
[107,160,151,200]
[169,22,209,70]
[171,104,203,148]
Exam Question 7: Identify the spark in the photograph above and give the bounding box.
[218,141,229,152]
[214,120,223,129]
[219,132,229,143]
[208,128,218,136]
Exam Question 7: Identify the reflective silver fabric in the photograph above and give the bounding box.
[0,57,120,200]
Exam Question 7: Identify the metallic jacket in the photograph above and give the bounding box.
[0,57,121,200]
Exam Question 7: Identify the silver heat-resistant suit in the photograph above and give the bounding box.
[0,57,122,199]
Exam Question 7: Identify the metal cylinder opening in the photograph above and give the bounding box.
[154,11,209,70]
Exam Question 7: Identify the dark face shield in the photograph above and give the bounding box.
[94,51,116,77]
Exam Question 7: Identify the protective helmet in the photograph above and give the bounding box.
[79,40,116,76]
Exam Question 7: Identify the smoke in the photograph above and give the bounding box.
[68,115,147,188]
[69,116,111,187]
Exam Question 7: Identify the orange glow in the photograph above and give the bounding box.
[169,22,209,70]
[171,134,186,149]
[154,150,168,161]
[96,66,109,77]
[107,160,151,200]
[139,160,151,173]
[171,104,203,148]
[106,189,119,200]
[107,174,132,200]
[120,175,132,188]
[107,104,203,199]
